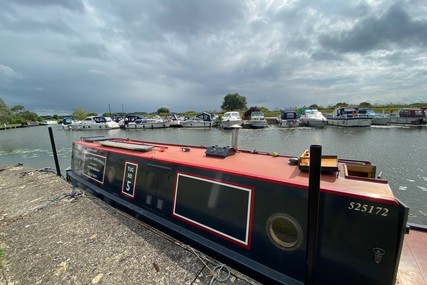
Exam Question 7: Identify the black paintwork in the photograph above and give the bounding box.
[68,142,408,285]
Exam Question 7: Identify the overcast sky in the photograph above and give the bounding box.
[1,0,426,115]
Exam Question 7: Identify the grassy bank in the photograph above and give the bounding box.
[0,248,5,267]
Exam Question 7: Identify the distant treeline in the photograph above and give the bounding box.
[1,97,426,123]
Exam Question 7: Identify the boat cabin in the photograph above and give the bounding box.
[398,108,426,118]
[87,116,114,123]
[280,110,298,120]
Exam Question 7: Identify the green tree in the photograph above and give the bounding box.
[157,107,170,114]
[72,106,89,120]
[221,93,247,111]
[330,102,349,109]
[359,102,372,108]
[309,104,323,109]
[18,110,39,122]
[243,106,270,119]
[0,98,14,123]
[11,105,25,113]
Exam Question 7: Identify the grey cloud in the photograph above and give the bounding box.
[69,43,109,60]
[0,1,426,115]
[311,51,344,61]
[10,0,85,13]
[93,0,244,44]
[0,65,22,82]
[319,3,427,53]
[0,18,76,36]
[154,0,244,36]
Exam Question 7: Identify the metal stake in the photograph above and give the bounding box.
[305,145,322,285]
[48,127,61,177]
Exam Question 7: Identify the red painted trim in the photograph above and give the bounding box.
[76,141,398,205]
[320,187,399,205]
[77,141,307,188]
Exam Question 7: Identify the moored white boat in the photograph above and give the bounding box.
[181,112,215,128]
[327,107,372,127]
[248,111,268,129]
[299,109,327,127]
[118,115,145,129]
[65,116,120,130]
[221,111,242,129]
[127,116,170,129]
[165,114,183,127]
[61,117,76,128]
[40,120,58,125]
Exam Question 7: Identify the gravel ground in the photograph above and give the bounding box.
[0,164,260,285]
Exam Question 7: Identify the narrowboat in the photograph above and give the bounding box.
[388,108,426,126]
[66,133,408,285]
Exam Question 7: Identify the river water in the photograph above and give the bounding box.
[1,124,426,225]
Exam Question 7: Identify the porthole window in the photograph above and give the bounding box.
[266,213,303,251]
[107,167,116,183]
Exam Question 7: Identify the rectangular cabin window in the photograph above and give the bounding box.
[145,166,173,199]
[173,173,253,247]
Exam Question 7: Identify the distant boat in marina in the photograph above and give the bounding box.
[21,121,40,127]
[182,112,215,128]
[327,107,372,127]
[388,108,426,126]
[248,111,268,129]
[39,120,58,125]
[165,114,183,128]
[358,108,390,125]
[118,115,145,129]
[64,116,120,130]
[299,109,328,127]
[221,111,242,129]
[276,110,300,128]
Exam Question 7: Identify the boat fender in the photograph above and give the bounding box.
[288,157,299,165]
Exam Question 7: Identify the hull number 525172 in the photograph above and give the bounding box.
[348,202,389,216]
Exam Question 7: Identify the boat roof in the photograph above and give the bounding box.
[75,138,397,204]
[223,111,240,115]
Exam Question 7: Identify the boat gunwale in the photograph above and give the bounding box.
[74,138,399,205]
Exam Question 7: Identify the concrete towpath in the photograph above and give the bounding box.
[0,164,260,285]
